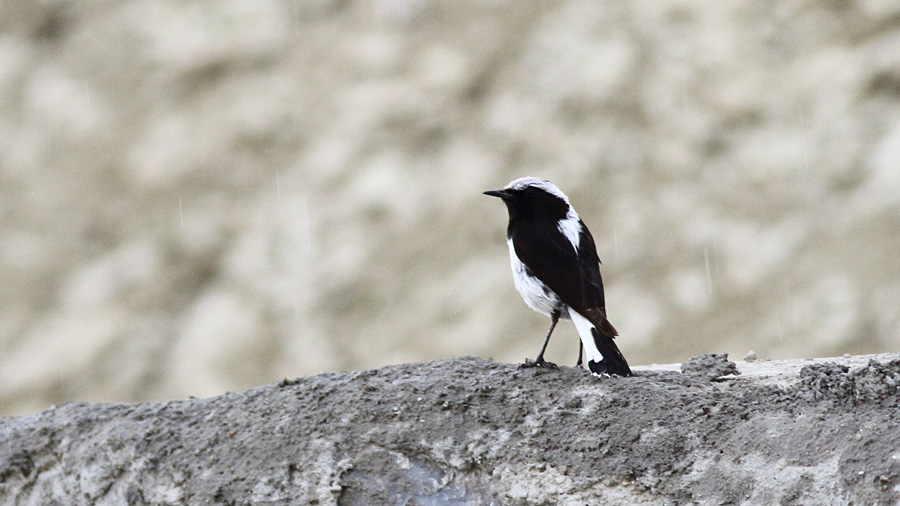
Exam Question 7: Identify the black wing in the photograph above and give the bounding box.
[509,218,616,338]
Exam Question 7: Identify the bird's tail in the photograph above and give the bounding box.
[588,323,633,377]
[569,310,633,377]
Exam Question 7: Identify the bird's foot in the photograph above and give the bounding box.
[520,357,558,369]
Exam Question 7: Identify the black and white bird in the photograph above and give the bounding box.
[484,177,632,377]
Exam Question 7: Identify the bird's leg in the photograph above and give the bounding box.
[521,310,560,369]
[575,343,583,368]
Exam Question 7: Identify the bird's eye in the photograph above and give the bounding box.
[523,188,536,197]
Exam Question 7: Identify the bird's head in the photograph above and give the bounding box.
[483,177,574,221]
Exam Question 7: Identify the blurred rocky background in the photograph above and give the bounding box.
[1,0,899,415]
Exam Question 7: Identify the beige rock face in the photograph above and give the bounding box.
[1,0,900,414]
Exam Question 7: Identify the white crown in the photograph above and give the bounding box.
[504,177,571,205]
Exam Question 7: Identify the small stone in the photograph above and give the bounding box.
[681,353,741,381]
[564,398,582,409]
[743,351,757,362]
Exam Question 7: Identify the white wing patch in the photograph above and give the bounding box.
[557,215,581,252]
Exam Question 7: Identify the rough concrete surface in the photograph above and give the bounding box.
[3,354,900,506]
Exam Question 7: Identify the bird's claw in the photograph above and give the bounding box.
[520,358,558,370]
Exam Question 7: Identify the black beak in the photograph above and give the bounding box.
[483,189,510,199]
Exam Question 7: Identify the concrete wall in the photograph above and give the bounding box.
[3,355,900,505]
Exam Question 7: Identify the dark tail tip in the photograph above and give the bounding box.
[588,359,633,377]
[589,327,633,377]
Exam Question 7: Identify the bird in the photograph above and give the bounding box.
[484,177,633,377]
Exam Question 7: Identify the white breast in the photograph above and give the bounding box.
[507,238,567,319]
